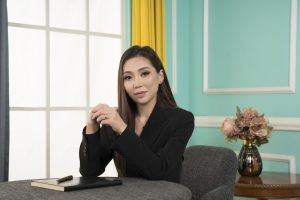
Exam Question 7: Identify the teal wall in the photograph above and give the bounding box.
[165,0,300,179]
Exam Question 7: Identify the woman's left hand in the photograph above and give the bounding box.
[93,106,127,135]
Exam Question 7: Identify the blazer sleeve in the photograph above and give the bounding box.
[112,110,194,180]
[79,125,114,177]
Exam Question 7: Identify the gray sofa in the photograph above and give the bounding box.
[180,145,238,200]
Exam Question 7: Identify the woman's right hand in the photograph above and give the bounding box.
[86,103,110,134]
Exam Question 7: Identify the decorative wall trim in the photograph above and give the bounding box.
[171,0,177,93]
[195,116,300,131]
[234,151,296,174]
[203,0,298,94]
[261,153,296,174]
[202,87,295,94]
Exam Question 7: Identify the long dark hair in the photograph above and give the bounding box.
[114,45,177,176]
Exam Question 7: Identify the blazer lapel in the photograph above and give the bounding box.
[140,104,167,145]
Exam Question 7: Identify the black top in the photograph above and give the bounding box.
[79,105,194,182]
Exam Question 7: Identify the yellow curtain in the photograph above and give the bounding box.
[132,0,166,68]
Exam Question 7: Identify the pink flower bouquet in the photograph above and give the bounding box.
[221,106,273,146]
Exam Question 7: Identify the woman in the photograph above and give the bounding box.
[79,45,194,183]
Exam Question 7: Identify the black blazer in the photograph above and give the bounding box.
[79,105,194,182]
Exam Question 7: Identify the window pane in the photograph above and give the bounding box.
[9,111,46,181]
[90,0,121,34]
[89,36,121,106]
[50,32,86,106]
[50,111,86,178]
[50,0,86,30]
[100,160,118,177]
[8,0,45,26]
[9,27,46,107]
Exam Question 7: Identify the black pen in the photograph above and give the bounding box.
[57,175,73,183]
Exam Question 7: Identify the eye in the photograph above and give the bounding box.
[123,75,132,81]
[141,71,150,77]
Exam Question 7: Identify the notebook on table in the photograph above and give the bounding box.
[31,177,122,192]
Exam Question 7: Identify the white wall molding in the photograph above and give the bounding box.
[203,0,297,94]
[261,153,296,174]
[195,116,300,131]
[234,151,296,174]
[202,87,295,94]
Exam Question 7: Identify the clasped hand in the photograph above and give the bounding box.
[87,103,127,135]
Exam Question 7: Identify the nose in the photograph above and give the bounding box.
[133,76,142,88]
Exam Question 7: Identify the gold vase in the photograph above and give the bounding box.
[238,139,262,176]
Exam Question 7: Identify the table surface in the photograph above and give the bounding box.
[235,172,300,199]
[0,177,191,200]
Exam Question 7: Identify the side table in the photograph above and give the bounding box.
[235,172,300,199]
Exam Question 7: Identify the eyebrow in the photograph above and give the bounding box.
[123,66,151,75]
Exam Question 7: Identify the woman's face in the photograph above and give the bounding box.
[122,56,164,107]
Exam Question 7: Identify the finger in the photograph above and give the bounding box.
[91,103,103,113]
[96,114,108,123]
[99,103,109,110]
[92,111,108,120]
[91,103,109,112]
[93,105,112,116]
[91,111,99,120]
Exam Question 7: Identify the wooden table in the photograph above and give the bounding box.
[235,172,300,199]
